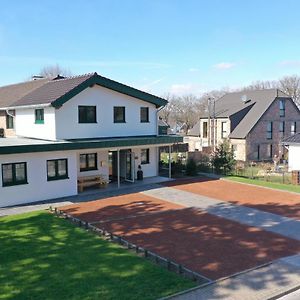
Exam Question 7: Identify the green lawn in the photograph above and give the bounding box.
[225,176,300,193]
[0,211,195,300]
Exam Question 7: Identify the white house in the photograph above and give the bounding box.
[0,73,182,207]
[283,133,300,171]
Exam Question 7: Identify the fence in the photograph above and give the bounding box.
[50,207,210,285]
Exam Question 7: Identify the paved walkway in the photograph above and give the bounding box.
[143,187,300,241]
[0,201,72,217]
[162,254,300,300]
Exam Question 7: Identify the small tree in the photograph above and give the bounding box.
[211,140,236,174]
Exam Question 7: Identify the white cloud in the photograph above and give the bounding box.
[280,60,300,67]
[139,78,165,92]
[213,62,236,70]
[188,67,199,72]
[169,83,203,96]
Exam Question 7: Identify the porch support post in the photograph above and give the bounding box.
[168,145,172,178]
[117,149,120,188]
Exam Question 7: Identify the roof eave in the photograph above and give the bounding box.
[51,74,167,108]
[0,103,52,110]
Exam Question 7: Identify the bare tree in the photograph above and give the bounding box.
[278,75,300,106]
[38,64,72,78]
[242,80,277,91]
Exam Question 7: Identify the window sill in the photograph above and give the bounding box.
[35,121,44,124]
[141,121,150,123]
[114,121,126,123]
[80,168,98,172]
[47,176,69,182]
[78,122,97,124]
[141,162,150,165]
[2,181,28,187]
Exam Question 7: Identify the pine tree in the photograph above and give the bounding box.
[211,140,236,174]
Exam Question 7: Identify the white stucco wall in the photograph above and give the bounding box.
[288,145,300,171]
[0,151,77,207]
[133,146,158,178]
[55,85,157,139]
[77,149,109,180]
[15,107,56,140]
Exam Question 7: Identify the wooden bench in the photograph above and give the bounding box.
[77,175,108,193]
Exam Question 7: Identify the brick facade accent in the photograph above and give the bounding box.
[246,98,300,161]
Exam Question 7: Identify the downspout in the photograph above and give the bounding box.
[157,105,165,136]
[5,109,14,118]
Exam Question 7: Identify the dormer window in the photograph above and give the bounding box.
[35,109,44,124]
[279,99,285,117]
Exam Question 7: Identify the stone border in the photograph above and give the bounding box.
[50,206,211,285]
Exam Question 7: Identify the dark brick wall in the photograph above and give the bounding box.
[246,98,300,161]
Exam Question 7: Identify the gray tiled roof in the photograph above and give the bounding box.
[191,89,292,139]
[13,73,93,107]
[283,133,300,144]
[0,72,168,109]
[229,89,289,138]
[0,78,49,108]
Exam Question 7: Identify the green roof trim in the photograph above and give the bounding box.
[52,73,168,108]
[0,135,183,155]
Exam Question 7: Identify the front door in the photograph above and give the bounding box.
[125,150,135,183]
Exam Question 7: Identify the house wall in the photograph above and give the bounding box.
[55,85,157,139]
[193,118,230,148]
[76,149,109,181]
[133,146,158,178]
[246,98,300,161]
[0,151,77,207]
[230,139,246,161]
[288,145,300,171]
[0,111,15,137]
[184,136,202,151]
[15,106,57,140]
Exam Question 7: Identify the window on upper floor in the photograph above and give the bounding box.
[279,99,285,117]
[47,159,68,181]
[80,153,98,172]
[267,121,273,139]
[141,149,150,164]
[78,106,97,123]
[2,162,27,187]
[291,122,297,135]
[114,106,126,123]
[221,122,227,138]
[6,114,14,129]
[140,107,149,123]
[202,122,208,138]
[35,109,44,124]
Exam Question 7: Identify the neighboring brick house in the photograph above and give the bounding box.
[187,89,300,161]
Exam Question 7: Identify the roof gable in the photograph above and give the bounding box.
[7,73,167,108]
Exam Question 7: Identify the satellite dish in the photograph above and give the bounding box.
[241,94,247,102]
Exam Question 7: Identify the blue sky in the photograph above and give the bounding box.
[1,0,300,96]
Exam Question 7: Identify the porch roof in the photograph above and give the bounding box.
[0,135,183,155]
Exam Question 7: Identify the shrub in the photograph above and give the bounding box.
[186,159,198,176]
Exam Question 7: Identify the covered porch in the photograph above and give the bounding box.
[73,135,182,192]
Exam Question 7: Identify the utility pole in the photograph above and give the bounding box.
[207,97,211,147]
[208,97,216,151]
